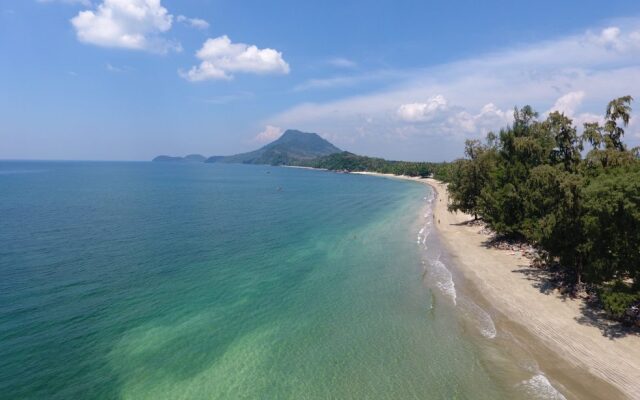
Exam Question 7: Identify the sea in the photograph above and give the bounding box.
[0,161,568,399]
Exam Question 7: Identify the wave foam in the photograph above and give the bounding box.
[518,374,567,400]
[458,298,497,339]
[429,259,457,305]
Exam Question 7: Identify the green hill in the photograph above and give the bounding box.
[205,130,341,165]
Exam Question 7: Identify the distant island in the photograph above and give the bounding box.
[153,129,446,178]
[152,154,207,163]
[153,130,339,165]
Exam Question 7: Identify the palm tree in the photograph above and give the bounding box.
[604,95,633,151]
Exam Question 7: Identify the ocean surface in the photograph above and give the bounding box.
[0,161,566,399]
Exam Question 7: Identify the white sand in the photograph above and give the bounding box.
[355,172,640,399]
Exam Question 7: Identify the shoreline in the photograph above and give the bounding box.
[352,171,640,399]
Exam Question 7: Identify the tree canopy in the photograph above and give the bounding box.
[445,96,640,321]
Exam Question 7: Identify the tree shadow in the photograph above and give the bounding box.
[575,301,640,340]
[511,265,568,297]
[451,220,481,227]
[449,216,484,227]
[510,264,640,339]
[458,221,640,339]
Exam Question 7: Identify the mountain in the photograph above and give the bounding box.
[184,154,207,162]
[206,130,341,165]
[152,154,206,162]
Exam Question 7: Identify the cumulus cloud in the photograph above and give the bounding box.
[397,95,448,122]
[266,21,640,159]
[547,91,585,116]
[544,91,604,129]
[71,0,180,53]
[587,26,640,52]
[254,125,282,143]
[449,103,513,135]
[181,35,290,81]
[177,15,209,30]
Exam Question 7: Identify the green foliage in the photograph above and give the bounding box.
[581,96,635,172]
[431,162,454,182]
[581,167,640,283]
[303,151,440,177]
[447,140,496,219]
[521,165,584,270]
[599,282,640,319]
[545,112,582,171]
[446,96,640,307]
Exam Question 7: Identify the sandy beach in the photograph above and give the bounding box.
[355,172,640,399]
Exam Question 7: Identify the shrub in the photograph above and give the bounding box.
[598,282,640,320]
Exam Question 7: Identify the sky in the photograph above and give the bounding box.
[1,0,640,161]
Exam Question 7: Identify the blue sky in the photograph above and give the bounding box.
[1,0,640,161]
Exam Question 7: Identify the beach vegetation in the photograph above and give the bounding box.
[302,151,437,177]
[445,96,640,323]
[599,282,640,321]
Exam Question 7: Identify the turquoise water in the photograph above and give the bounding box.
[0,162,561,399]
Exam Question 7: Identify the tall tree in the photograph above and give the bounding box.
[447,140,496,219]
[546,111,582,172]
[604,95,633,151]
[480,106,555,236]
[583,96,636,173]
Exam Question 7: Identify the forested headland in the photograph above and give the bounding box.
[299,151,453,179]
[443,96,639,325]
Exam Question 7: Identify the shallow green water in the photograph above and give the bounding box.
[0,162,564,399]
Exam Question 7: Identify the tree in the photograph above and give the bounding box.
[444,95,640,319]
[583,96,635,173]
[447,140,496,219]
[581,167,640,284]
[522,165,586,280]
[480,106,555,236]
[604,95,633,151]
[546,111,582,172]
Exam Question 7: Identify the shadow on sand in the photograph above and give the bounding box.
[509,259,639,340]
[452,214,640,340]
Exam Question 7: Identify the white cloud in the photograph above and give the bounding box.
[587,26,640,52]
[294,76,360,91]
[203,91,254,105]
[328,57,357,68]
[397,95,448,122]
[181,35,290,81]
[265,21,640,159]
[545,91,605,129]
[106,63,123,72]
[293,70,401,92]
[254,125,282,143]
[177,15,209,30]
[449,103,513,135]
[547,91,585,116]
[71,0,180,53]
[106,63,133,73]
[593,27,622,49]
